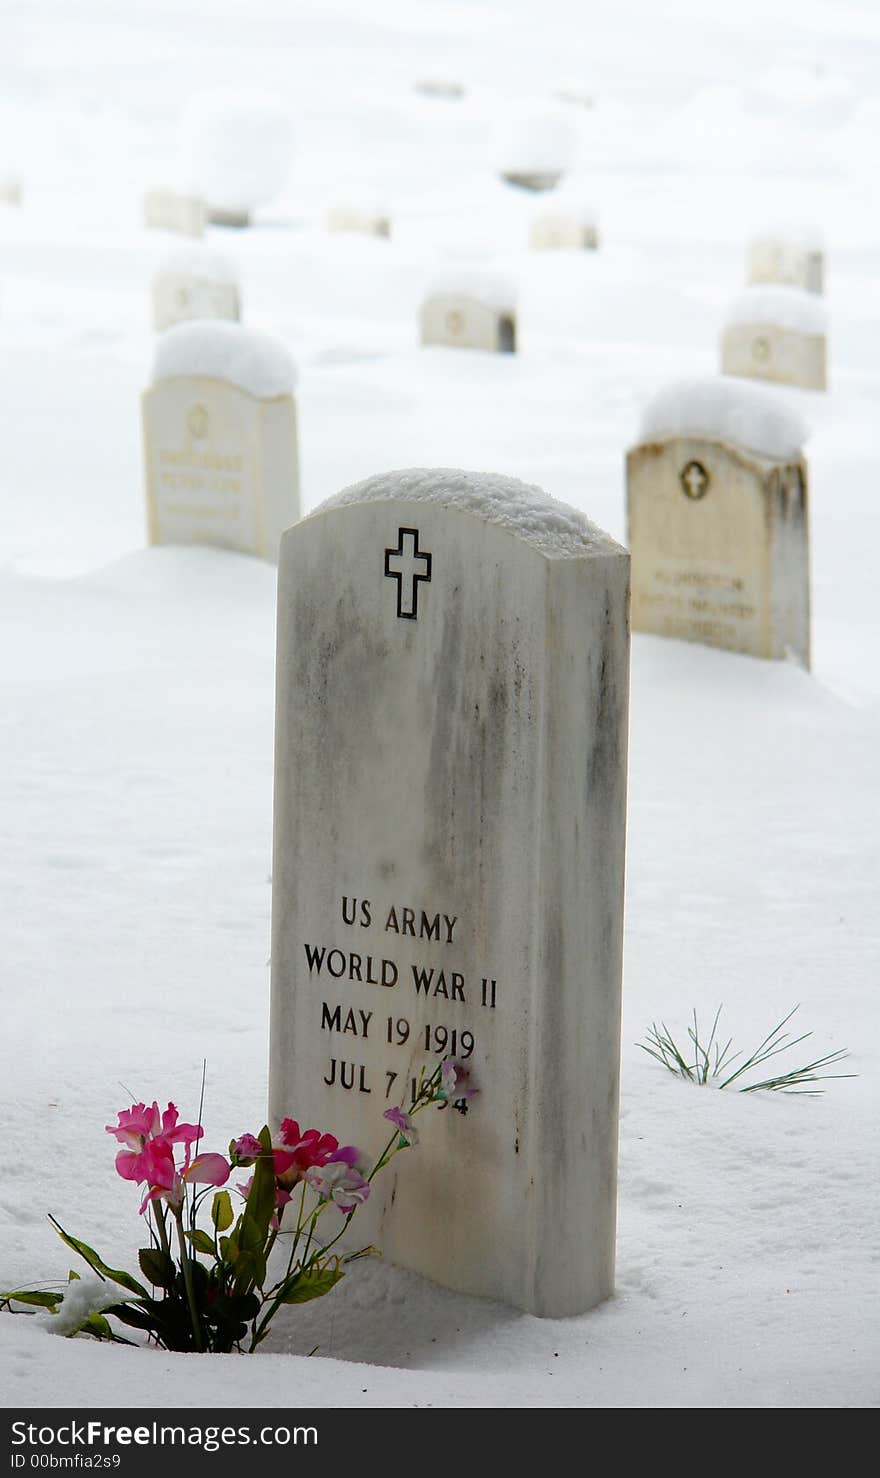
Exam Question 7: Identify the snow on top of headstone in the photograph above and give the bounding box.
[317,468,623,560]
[637,376,809,462]
[724,286,827,335]
[153,245,238,285]
[490,105,577,173]
[424,268,516,314]
[182,90,293,212]
[151,321,296,398]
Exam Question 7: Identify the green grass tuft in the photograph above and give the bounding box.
[639,1005,853,1095]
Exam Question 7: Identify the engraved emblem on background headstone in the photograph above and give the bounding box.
[187,403,209,439]
[445,310,464,336]
[384,526,432,619]
[752,335,771,363]
[680,460,710,500]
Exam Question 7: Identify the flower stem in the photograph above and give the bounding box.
[174,1213,203,1353]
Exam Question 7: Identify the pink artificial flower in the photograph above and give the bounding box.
[230,1133,263,1164]
[106,1100,204,1182]
[439,1059,478,1102]
[272,1119,357,1186]
[305,1160,371,1215]
[383,1106,419,1146]
[139,1148,230,1216]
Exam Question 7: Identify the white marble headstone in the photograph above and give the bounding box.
[721,286,827,390]
[152,248,241,333]
[269,468,630,1317]
[420,272,516,353]
[749,234,823,295]
[144,188,205,238]
[326,206,391,239]
[141,321,299,563]
[530,194,599,251]
[627,377,810,665]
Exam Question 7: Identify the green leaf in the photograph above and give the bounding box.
[49,1217,147,1298]
[67,1270,81,1282]
[1,1289,64,1311]
[212,1190,233,1234]
[279,1265,344,1305]
[70,1312,114,1341]
[138,1248,176,1289]
[185,1230,216,1257]
[233,1127,275,1293]
[219,1230,240,1264]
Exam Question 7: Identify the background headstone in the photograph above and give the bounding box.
[152,247,241,333]
[327,205,391,238]
[142,320,299,562]
[721,285,827,390]
[182,90,293,229]
[269,468,630,1317]
[749,232,824,294]
[492,105,576,192]
[530,184,599,249]
[420,270,516,352]
[0,173,23,207]
[627,376,810,665]
[144,188,205,238]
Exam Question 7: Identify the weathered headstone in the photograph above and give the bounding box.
[748,232,823,295]
[627,376,810,665]
[721,286,827,390]
[420,271,516,353]
[144,188,205,238]
[142,320,299,562]
[326,205,391,239]
[530,187,599,250]
[152,248,241,333]
[269,468,630,1317]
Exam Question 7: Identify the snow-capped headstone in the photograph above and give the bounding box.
[420,271,516,353]
[627,377,810,666]
[144,188,205,238]
[326,205,390,239]
[141,321,299,562]
[748,233,824,295]
[492,106,575,192]
[152,248,241,333]
[269,467,630,1317]
[182,91,293,229]
[721,286,827,390]
[530,187,599,250]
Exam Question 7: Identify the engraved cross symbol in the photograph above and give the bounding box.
[384,527,432,620]
[681,460,709,500]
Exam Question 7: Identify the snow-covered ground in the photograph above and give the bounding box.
[1,0,878,1409]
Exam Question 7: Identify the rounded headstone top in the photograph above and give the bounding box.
[151,321,296,399]
[315,467,625,560]
[724,285,827,334]
[423,268,516,313]
[636,375,809,462]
